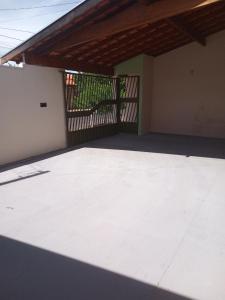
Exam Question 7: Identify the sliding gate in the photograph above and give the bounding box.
[63,72,139,146]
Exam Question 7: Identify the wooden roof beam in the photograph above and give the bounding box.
[107,34,190,66]
[29,0,219,55]
[25,54,113,75]
[77,25,168,64]
[167,16,206,46]
[139,0,159,5]
[60,25,141,57]
[72,24,154,62]
[34,0,126,56]
[1,0,221,65]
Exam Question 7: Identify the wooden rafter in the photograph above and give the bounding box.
[25,54,114,75]
[76,23,166,63]
[1,0,225,75]
[59,26,138,57]
[103,30,188,65]
[139,0,159,5]
[167,16,206,46]
[34,0,130,56]
[38,0,220,54]
[1,0,221,64]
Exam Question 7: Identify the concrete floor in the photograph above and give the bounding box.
[0,133,225,300]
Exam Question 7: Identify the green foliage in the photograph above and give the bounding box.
[72,74,126,112]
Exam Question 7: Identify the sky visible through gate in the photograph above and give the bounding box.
[0,0,84,57]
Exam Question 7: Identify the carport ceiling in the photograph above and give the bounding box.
[1,0,225,74]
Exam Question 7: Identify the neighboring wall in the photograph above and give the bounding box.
[151,30,225,139]
[115,54,153,135]
[0,64,67,165]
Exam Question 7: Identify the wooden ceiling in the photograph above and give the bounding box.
[1,0,225,74]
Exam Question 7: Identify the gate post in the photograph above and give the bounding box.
[116,77,121,128]
[62,71,69,147]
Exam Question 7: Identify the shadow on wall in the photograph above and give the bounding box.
[0,235,192,300]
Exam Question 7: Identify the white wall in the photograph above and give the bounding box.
[115,30,225,139]
[151,30,225,139]
[0,64,67,165]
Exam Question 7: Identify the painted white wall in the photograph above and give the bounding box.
[0,64,67,165]
[115,30,225,139]
[151,30,225,139]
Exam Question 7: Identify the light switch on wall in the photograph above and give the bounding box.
[40,102,47,108]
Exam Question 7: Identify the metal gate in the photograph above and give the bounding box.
[63,72,139,146]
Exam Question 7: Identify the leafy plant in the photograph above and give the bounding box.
[71,74,126,112]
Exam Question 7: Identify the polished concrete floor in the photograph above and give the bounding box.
[0,133,225,300]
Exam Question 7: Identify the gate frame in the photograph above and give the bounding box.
[63,72,140,147]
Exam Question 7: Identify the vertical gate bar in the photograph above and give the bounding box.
[86,74,91,128]
[129,77,135,122]
[129,77,136,122]
[110,79,112,125]
[106,78,110,126]
[78,76,83,130]
[89,75,94,139]
[131,77,138,122]
[79,74,84,132]
[76,74,80,141]
[125,77,131,123]
[70,75,77,136]
[90,75,94,139]
[96,75,101,138]
[84,75,89,130]
[62,71,69,147]
[91,75,95,132]
[116,77,121,130]
[124,78,130,124]
[111,78,114,124]
[88,75,93,139]
[93,75,97,128]
[123,77,128,123]
[113,78,117,124]
[89,78,97,128]
[104,78,107,127]
[76,74,80,132]
[136,76,140,132]
[70,75,75,135]
[100,76,103,137]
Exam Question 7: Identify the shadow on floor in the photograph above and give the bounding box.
[88,133,225,160]
[0,148,73,173]
[0,235,192,300]
[1,133,224,173]
[0,170,50,186]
